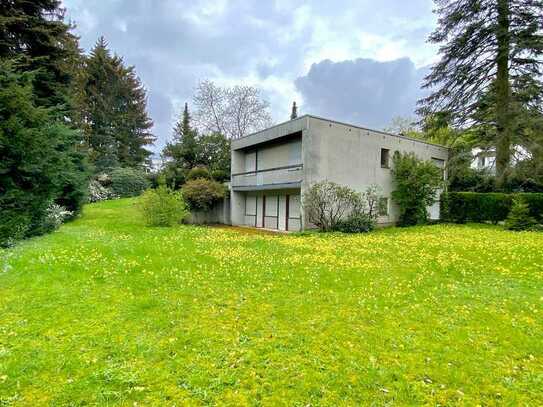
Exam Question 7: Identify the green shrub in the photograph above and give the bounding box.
[186,166,212,181]
[505,197,537,231]
[441,192,543,224]
[211,169,229,182]
[304,181,363,231]
[335,213,376,233]
[137,186,188,226]
[0,63,89,247]
[110,167,150,197]
[182,178,225,211]
[391,152,443,226]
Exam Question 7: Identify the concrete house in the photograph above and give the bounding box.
[230,115,449,232]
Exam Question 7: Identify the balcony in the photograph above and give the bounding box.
[231,164,303,191]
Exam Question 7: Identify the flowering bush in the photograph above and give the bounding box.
[41,202,73,232]
[88,180,116,203]
[304,181,381,232]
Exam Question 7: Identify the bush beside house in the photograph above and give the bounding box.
[303,181,380,233]
[391,152,443,226]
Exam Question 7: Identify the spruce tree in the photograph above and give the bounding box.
[418,0,543,186]
[0,1,89,246]
[79,37,154,172]
[163,103,199,170]
[0,0,81,113]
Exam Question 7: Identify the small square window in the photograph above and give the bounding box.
[381,148,390,168]
[378,197,389,216]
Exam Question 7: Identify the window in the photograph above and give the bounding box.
[245,151,256,173]
[288,140,302,165]
[289,194,301,219]
[380,148,390,168]
[265,195,278,217]
[378,197,389,216]
[245,195,256,216]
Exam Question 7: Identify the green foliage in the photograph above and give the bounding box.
[0,62,88,247]
[162,103,199,172]
[196,132,231,176]
[419,0,543,184]
[186,166,212,181]
[182,178,225,211]
[78,37,155,172]
[161,103,231,186]
[335,213,376,233]
[304,181,362,231]
[210,169,229,183]
[441,192,543,224]
[505,197,537,231]
[441,192,511,224]
[391,152,443,226]
[109,167,149,198]
[137,186,188,226]
[160,163,186,190]
[304,181,380,232]
[0,0,80,114]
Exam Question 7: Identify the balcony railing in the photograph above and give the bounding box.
[232,164,303,189]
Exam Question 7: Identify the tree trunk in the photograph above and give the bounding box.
[495,0,512,188]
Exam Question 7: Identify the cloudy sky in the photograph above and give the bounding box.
[62,0,439,152]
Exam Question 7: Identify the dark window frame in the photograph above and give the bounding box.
[381,148,390,169]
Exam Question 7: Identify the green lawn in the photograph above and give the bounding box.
[1,199,542,405]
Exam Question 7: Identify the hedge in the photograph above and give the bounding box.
[441,192,543,224]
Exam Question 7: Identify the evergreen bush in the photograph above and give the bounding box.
[441,192,543,224]
[505,198,537,231]
[110,167,150,197]
[186,166,212,181]
[335,213,376,233]
[182,178,225,211]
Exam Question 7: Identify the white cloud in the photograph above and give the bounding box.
[62,0,438,151]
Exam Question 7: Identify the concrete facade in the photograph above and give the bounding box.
[231,115,449,231]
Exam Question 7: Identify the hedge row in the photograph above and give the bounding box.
[441,192,543,224]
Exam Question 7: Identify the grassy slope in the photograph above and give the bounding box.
[0,198,542,405]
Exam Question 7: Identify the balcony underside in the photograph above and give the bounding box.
[231,181,301,192]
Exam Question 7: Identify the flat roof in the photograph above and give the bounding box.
[236,114,449,150]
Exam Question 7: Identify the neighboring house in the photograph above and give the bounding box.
[230,115,449,231]
[471,147,496,174]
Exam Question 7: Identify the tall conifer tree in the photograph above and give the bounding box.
[418,0,543,186]
[79,37,154,172]
[0,1,89,245]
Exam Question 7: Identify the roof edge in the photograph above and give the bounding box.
[235,114,449,150]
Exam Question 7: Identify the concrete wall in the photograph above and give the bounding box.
[302,116,449,227]
[230,115,449,230]
[186,197,231,225]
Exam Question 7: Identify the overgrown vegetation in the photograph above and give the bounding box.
[304,181,380,232]
[182,178,225,212]
[1,199,542,404]
[391,152,443,226]
[137,186,188,226]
